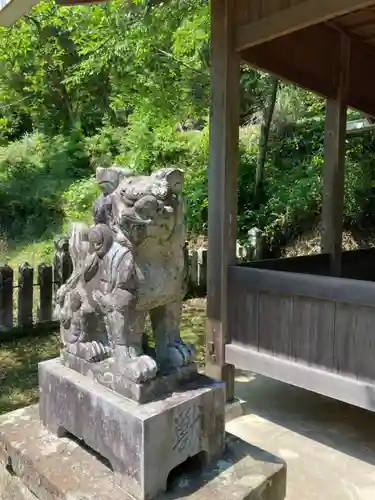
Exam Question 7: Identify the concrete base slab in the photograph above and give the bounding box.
[0,405,286,500]
[38,358,225,500]
[230,371,375,500]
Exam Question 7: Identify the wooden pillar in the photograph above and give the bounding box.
[322,34,350,277]
[205,0,240,401]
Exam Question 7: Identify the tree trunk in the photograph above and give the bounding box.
[253,77,279,198]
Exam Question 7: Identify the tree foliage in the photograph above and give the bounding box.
[0,0,213,137]
[0,0,374,254]
[0,0,295,136]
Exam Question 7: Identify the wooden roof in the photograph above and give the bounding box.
[0,0,104,27]
[235,0,375,116]
[0,0,38,26]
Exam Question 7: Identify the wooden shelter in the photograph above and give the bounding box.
[206,0,375,409]
[4,0,375,411]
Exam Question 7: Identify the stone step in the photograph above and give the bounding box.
[0,405,286,500]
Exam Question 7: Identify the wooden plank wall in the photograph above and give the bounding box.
[244,253,330,275]
[341,248,375,281]
[241,248,375,280]
[228,263,375,382]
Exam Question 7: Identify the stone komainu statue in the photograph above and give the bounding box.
[55,165,193,384]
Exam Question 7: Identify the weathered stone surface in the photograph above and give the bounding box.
[60,349,198,403]
[0,405,286,500]
[55,165,194,387]
[39,358,226,500]
[0,406,130,500]
[0,464,37,500]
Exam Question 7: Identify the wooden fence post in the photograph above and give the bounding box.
[0,266,13,329]
[198,248,207,295]
[18,263,34,327]
[247,227,264,261]
[188,250,198,294]
[62,248,72,284]
[237,242,248,262]
[38,264,53,322]
[53,235,72,293]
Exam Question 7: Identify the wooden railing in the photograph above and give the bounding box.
[226,260,375,412]
[0,243,73,341]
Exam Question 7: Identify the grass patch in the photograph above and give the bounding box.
[0,333,60,415]
[0,300,206,415]
[6,239,55,269]
[179,299,206,363]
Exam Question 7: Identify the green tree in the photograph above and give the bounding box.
[0,0,115,135]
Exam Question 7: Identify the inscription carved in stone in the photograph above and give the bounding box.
[173,404,201,456]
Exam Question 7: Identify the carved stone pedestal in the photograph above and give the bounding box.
[39,358,225,500]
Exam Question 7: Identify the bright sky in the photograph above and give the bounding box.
[0,0,11,9]
[0,0,39,27]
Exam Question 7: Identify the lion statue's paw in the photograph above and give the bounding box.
[166,340,195,369]
[114,348,158,383]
